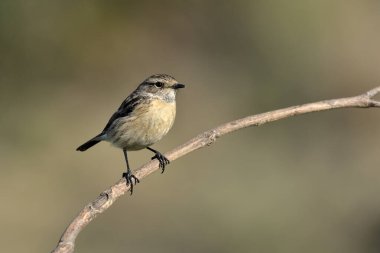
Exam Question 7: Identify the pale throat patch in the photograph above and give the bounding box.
[162,92,176,103]
[146,91,176,103]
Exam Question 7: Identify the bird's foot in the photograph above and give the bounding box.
[122,171,140,195]
[151,152,170,173]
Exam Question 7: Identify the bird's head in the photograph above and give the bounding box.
[137,74,185,102]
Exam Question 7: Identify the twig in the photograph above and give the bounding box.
[51,86,380,253]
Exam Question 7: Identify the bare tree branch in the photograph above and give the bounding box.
[52,86,380,253]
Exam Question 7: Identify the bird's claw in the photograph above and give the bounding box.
[151,152,170,173]
[122,171,140,195]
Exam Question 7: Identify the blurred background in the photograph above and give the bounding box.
[1,0,380,252]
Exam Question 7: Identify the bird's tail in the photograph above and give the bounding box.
[76,134,104,151]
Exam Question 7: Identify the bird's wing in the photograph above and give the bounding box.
[101,93,145,133]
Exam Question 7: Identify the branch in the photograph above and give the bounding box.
[51,86,380,253]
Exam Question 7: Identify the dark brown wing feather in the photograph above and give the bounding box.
[101,93,147,133]
[76,91,148,151]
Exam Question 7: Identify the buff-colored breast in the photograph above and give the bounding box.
[107,99,176,150]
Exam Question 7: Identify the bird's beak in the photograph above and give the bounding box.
[173,83,185,89]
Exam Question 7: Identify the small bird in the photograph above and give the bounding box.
[76,74,185,193]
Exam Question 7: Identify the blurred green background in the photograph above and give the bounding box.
[1,1,380,252]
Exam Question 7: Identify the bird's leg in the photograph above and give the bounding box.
[146,147,170,173]
[122,149,139,194]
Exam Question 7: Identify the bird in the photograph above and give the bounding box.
[76,74,185,193]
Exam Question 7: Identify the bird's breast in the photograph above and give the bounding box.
[108,99,176,150]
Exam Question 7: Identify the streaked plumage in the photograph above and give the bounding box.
[76,74,185,193]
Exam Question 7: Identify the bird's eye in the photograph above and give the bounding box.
[154,82,164,88]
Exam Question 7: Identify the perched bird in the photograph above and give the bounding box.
[76,74,185,193]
